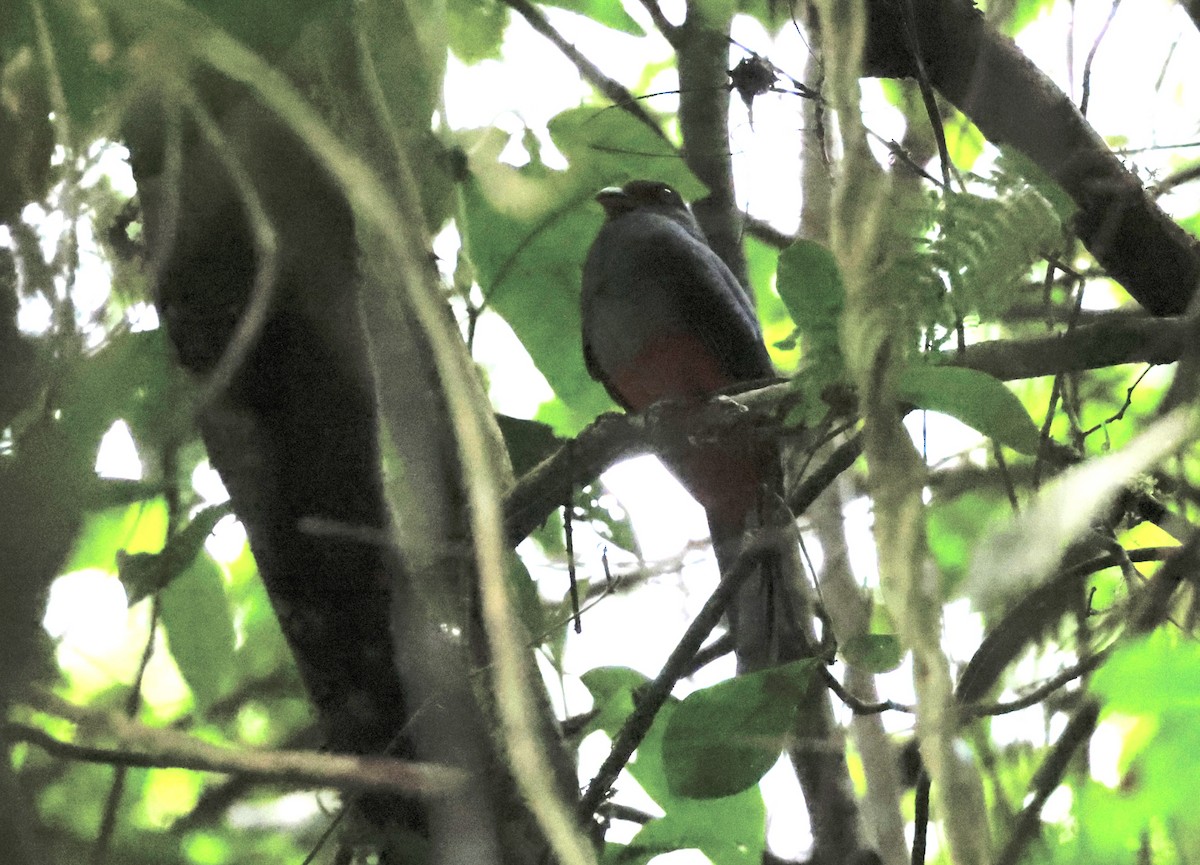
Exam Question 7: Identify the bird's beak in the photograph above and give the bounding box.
[595,186,631,216]
[595,187,626,203]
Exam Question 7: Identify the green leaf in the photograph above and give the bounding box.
[461,106,700,435]
[627,789,765,865]
[840,634,902,673]
[735,0,793,30]
[995,146,1077,226]
[495,413,562,477]
[63,499,169,574]
[965,408,1198,609]
[1005,0,1058,35]
[662,659,816,799]
[776,239,845,383]
[358,0,453,230]
[447,0,509,62]
[926,490,1009,592]
[1092,631,1200,714]
[56,329,194,464]
[581,667,765,863]
[186,0,347,57]
[507,553,548,643]
[580,665,649,736]
[538,0,645,35]
[160,553,236,714]
[1089,635,1200,842]
[689,0,735,22]
[118,503,233,603]
[897,363,1041,455]
[943,117,985,171]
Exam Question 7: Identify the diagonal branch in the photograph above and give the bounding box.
[576,527,789,819]
[860,0,1200,316]
[499,0,667,141]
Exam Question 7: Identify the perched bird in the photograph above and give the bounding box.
[580,179,803,671]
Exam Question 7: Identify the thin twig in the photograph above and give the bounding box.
[820,667,913,716]
[965,650,1109,718]
[577,528,789,818]
[900,0,955,189]
[995,701,1100,865]
[788,433,864,517]
[1079,0,1124,116]
[1,722,466,796]
[636,0,678,43]
[93,443,181,865]
[500,0,666,140]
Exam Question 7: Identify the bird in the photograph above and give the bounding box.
[580,179,804,672]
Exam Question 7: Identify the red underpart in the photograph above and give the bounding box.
[607,332,764,525]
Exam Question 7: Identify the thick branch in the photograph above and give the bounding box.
[676,5,747,287]
[952,315,1185,380]
[505,317,1186,545]
[861,0,1200,316]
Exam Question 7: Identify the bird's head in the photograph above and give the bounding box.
[595,180,690,221]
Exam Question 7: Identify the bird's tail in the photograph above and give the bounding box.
[708,494,812,674]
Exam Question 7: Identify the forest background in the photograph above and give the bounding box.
[3,0,1200,864]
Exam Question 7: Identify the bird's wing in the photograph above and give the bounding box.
[581,211,773,396]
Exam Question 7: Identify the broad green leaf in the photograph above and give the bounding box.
[358,0,453,230]
[776,239,845,383]
[63,499,169,574]
[943,117,985,172]
[461,106,699,435]
[662,659,816,799]
[627,788,765,865]
[118,503,233,603]
[539,0,645,35]
[447,0,509,62]
[841,634,902,673]
[1089,635,1200,845]
[746,237,797,370]
[965,408,1197,609]
[898,364,1041,455]
[581,666,765,862]
[580,665,649,737]
[187,0,347,57]
[927,490,1009,592]
[507,553,548,643]
[1092,631,1200,714]
[1006,0,1058,35]
[689,0,735,22]
[56,329,194,463]
[160,553,236,714]
[495,413,562,477]
[735,0,793,30]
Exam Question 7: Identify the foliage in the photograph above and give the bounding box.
[1,0,1199,864]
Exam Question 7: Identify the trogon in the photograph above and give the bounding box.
[580,179,804,672]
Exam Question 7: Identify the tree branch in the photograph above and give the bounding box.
[995,700,1100,865]
[950,315,1185,380]
[506,315,1188,546]
[577,528,788,819]
[500,0,666,141]
[860,0,1200,316]
[1,720,466,797]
